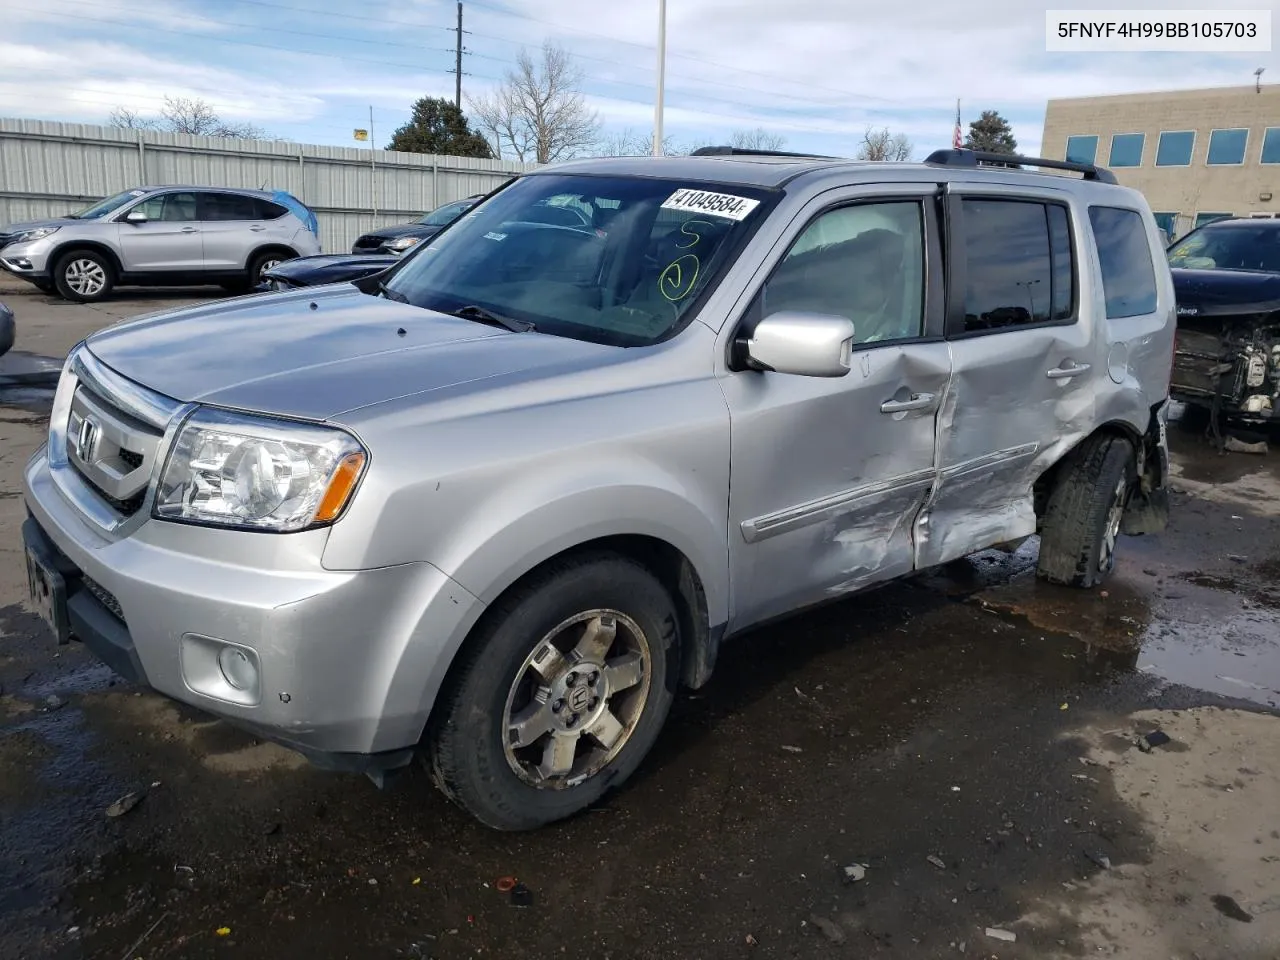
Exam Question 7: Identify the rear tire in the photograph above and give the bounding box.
[52,250,115,303]
[248,250,290,286]
[1037,436,1134,588]
[426,553,680,830]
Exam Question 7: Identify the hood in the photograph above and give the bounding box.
[84,286,619,421]
[1172,267,1280,318]
[359,223,441,242]
[0,218,79,238]
[265,254,398,280]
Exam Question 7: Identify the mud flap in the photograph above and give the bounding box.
[1121,485,1169,535]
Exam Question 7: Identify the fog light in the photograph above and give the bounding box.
[218,646,257,690]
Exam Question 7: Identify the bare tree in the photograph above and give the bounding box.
[468,43,601,163]
[162,97,266,139]
[109,97,267,140]
[728,127,787,151]
[855,126,913,161]
[108,106,159,130]
[593,127,680,157]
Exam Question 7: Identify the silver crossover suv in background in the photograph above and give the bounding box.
[22,147,1174,830]
[0,186,321,302]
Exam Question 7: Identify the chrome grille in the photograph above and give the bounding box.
[66,384,163,517]
[49,347,184,532]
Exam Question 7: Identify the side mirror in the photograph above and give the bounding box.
[124,210,148,224]
[744,310,856,377]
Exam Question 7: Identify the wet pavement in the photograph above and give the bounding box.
[1,281,1279,959]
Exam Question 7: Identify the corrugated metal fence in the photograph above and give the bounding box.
[0,118,536,254]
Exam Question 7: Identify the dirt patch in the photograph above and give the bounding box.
[80,690,307,774]
[1026,707,1280,958]
[0,730,53,803]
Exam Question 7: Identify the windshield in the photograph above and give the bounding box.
[385,174,772,345]
[71,189,148,220]
[418,198,473,226]
[1168,223,1280,274]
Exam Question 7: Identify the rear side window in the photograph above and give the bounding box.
[255,199,289,220]
[960,199,1075,333]
[1088,206,1158,318]
[199,193,260,221]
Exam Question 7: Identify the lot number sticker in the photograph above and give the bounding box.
[661,189,759,222]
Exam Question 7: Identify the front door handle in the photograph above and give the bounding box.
[880,392,936,414]
[180,227,198,234]
[1047,361,1090,379]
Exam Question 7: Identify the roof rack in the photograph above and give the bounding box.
[924,148,1118,184]
[688,146,842,160]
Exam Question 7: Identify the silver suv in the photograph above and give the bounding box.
[22,148,1174,830]
[0,187,321,302]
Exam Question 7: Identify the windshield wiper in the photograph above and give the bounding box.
[377,281,409,303]
[452,304,534,333]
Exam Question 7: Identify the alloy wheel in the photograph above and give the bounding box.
[501,609,651,788]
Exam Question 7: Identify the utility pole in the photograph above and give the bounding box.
[370,105,377,220]
[455,2,464,108]
[653,0,666,156]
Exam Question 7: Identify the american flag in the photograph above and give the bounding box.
[953,100,963,149]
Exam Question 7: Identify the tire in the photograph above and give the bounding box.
[427,553,680,830]
[247,250,290,286]
[52,250,115,303]
[1037,436,1134,588]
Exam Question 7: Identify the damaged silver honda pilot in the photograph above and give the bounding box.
[23,147,1175,830]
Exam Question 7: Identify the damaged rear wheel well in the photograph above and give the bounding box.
[1033,407,1167,535]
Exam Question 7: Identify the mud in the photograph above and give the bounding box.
[2,283,1280,959]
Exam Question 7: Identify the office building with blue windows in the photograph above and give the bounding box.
[1042,83,1280,241]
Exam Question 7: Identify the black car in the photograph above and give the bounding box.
[259,253,399,291]
[1168,217,1280,420]
[350,195,484,255]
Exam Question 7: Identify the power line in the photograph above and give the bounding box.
[27,1,922,139]
[174,0,901,108]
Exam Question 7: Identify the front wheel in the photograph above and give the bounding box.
[53,250,115,302]
[1037,436,1134,588]
[426,553,679,830]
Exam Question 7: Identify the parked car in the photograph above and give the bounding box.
[22,147,1174,831]
[0,301,13,357]
[260,253,399,291]
[0,187,321,302]
[1167,217,1280,420]
[350,195,484,255]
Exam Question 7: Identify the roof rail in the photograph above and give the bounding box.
[923,148,1118,185]
[689,146,842,160]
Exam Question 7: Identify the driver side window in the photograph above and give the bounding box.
[763,201,925,345]
[133,192,198,222]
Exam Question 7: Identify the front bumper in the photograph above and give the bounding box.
[0,237,55,279]
[22,445,483,772]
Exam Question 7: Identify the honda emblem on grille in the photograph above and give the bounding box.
[75,417,101,462]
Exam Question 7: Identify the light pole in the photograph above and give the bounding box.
[653,0,666,156]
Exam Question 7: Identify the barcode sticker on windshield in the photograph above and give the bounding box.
[661,189,759,221]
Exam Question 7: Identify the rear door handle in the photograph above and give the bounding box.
[880,393,936,414]
[1047,361,1090,379]
[249,225,266,232]
[180,227,198,234]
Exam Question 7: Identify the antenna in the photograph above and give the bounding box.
[1256,67,1266,93]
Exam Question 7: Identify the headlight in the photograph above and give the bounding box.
[155,408,367,532]
[13,226,60,244]
[385,236,422,253]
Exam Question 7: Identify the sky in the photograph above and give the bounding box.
[0,0,1275,161]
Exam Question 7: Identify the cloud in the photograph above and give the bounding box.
[3,0,1276,154]
[0,41,324,125]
